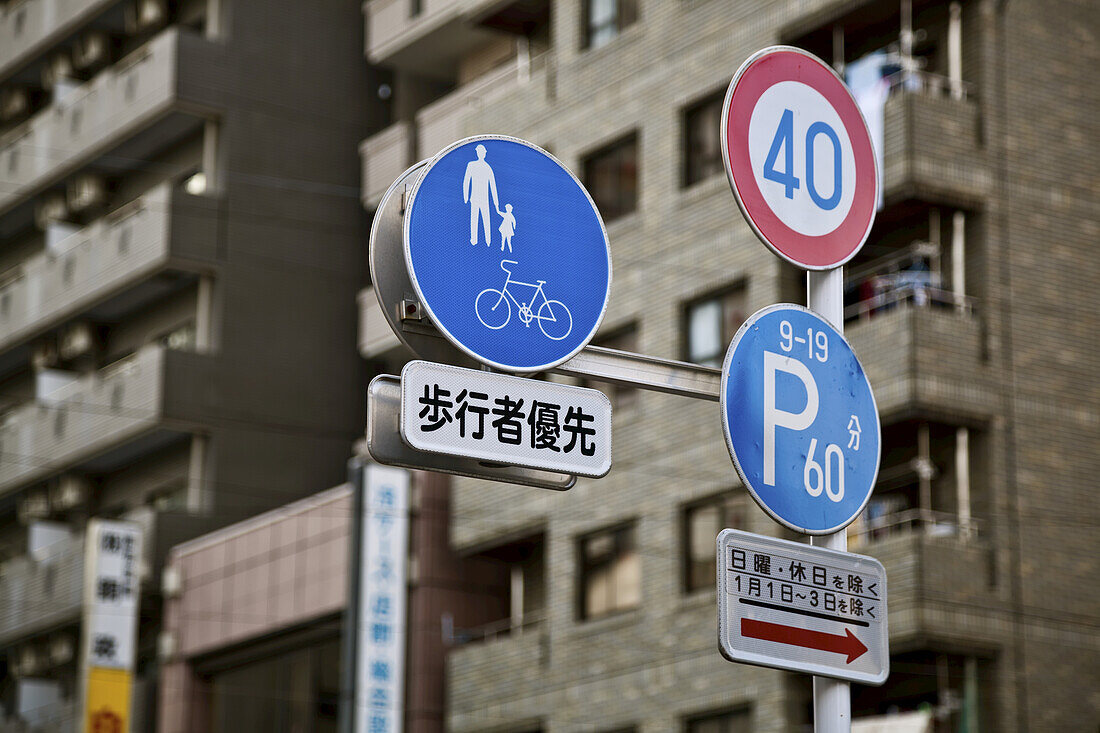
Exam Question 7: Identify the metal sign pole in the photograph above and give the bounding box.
[808,267,851,733]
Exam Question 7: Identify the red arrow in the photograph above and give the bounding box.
[741,618,868,664]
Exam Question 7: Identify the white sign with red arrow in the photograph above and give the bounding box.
[717,528,888,685]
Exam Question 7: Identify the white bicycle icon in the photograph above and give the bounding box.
[475,260,573,341]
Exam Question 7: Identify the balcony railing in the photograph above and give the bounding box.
[0,344,170,496]
[447,610,549,724]
[855,526,998,645]
[881,81,989,203]
[846,304,993,420]
[0,531,84,647]
[358,286,401,358]
[0,182,217,353]
[849,508,980,549]
[0,0,117,80]
[0,27,211,214]
[360,120,411,209]
[884,69,975,102]
[443,610,545,647]
[361,54,547,208]
[0,699,77,733]
[365,0,506,64]
[415,54,545,160]
[844,282,974,323]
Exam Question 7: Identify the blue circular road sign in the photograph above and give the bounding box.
[404,136,612,373]
[721,304,880,534]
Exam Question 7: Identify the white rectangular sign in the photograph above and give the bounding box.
[357,465,409,733]
[717,529,888,685]
[400,360,612,478]
[82,519,143,671]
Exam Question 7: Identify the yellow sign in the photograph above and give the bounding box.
[84,666,131,733]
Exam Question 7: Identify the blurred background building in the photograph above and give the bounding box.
[0,0,372,728]
[359,0,1098,732]
[0,0,1096,731]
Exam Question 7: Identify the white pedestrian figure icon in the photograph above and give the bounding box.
[462,144,500,246]
[847,414,862,450]
[498,204,516,252]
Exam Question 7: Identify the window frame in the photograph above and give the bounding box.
[582,0,640,50]
[682,88,727,188]
[684,706,753,733]
[681,492,745,594]
[577,521,640,621]
[682,282,748,367]
[582,132,639,224]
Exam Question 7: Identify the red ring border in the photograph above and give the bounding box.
[723,48,877,269]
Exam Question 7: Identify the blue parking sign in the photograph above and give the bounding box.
[404,136,612,373]
[721,304,880,534]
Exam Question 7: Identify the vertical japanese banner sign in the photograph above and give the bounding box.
[80,519,143,733]
[357,465,410,733]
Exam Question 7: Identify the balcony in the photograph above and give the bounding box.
[0,182,219,354]
[358,286,401,359]
[447,617,547,726]
[0,532,83,648]
[882,77,991,206]
[846,305,994,422]
[0,26,220,215]
[0,0,117,81]
[0,699,77,733]
[0,342,215,498]
[365,0,509,72]
[0,507,219,650]
[853,527,1003,649]
[360,120,411,209]
[360,55,547,208]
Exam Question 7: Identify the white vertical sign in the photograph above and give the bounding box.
[357,465,410,733]
[80,519,142,733]
[83,520,143,671]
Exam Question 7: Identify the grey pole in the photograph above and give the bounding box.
[807,268,851,733]
[339,457,366,733]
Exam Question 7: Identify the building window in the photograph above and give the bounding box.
[585,323,639,410]
[579,523,640,620]
[684,285,747,367]
[410,0,423,17]
[682,493,745,593]
[584,0,638,50]
[683,90,726,187]
[583,134,638,223]
[685,708,752,733]
[209,637,341,732]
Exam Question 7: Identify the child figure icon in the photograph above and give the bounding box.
[497,204,517,253]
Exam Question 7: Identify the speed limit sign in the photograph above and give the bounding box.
[721,46,878,270]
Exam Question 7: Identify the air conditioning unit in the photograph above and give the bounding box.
[16,492,50,524]
[124,0,168,34]
[13,645,45,677]
[161,565,181,597]
[73,31,112,71]
[40,51,75,91]
[0,86,30,122]
[34,192,70,230]
[31,338,60,370]
[157,630,177,660]
[49,473,90,512]
[48,634,74,666]
[59,321,97,361]
[67,173,108,213]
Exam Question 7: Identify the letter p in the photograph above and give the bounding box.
[763,351,819,486]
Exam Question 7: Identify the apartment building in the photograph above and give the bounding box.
[0,0,373,727]
[359,0,1099,731]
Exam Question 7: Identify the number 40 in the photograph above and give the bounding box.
[763,108,843,211]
